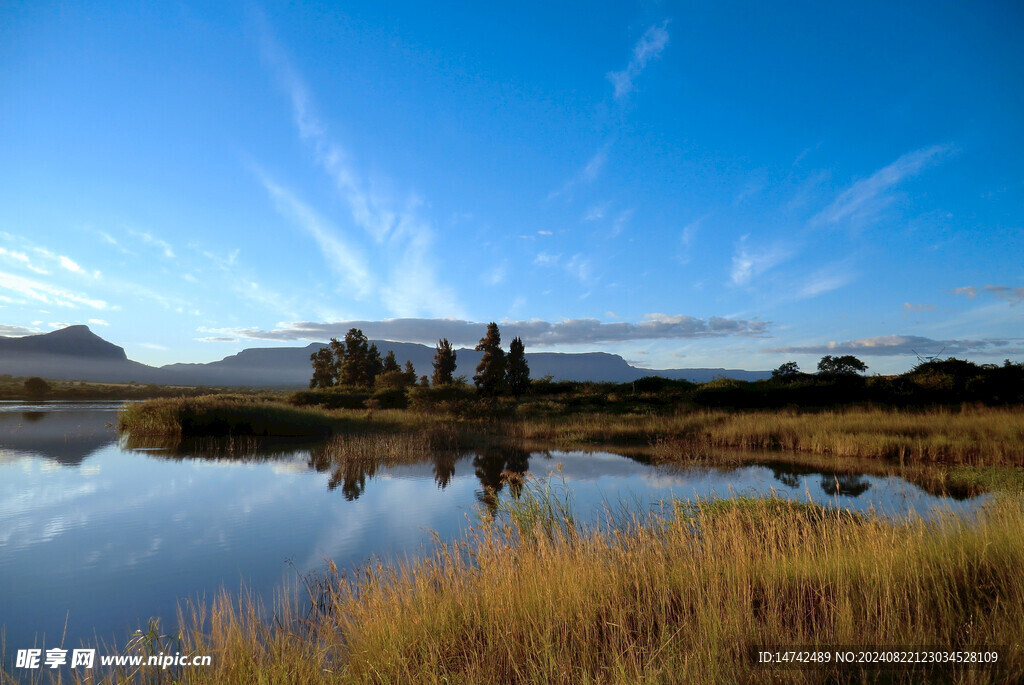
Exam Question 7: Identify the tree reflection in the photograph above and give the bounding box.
[767,462,871,498]
[431,451,458,490]
[473,444,531,515]
[820,473,870,497]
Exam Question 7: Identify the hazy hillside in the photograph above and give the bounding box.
[0,326,770,387]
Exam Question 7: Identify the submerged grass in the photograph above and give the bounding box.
[34,484,1023,684]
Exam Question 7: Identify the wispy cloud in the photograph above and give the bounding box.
[548,145,610,200]
[765,334,1024,357]
[483,262,507,286]
[951,284,1024,305]
[88,318,110,326]
[98,231,134,256]
[797,264,854,299]
[676,214,706,264]
[258,173,372,299]
[607,21,670,100]
[0,247,48,274]
[583,202,610,222]
[609,209,633,238]
[0,271,107,309]
[813,144,953,227]
[257,16,462,318]
[903,302,938,312]
[213,314,769,347]
[730,235,791,286]
[564,254,596,285]
[533,251,561,267]
[534,251,598,285]
[128,230,175,258]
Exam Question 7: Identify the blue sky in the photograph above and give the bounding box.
[1,1,1022,373]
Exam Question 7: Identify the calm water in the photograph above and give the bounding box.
[0,402,988,655]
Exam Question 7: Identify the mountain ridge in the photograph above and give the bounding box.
[0,326,771,386]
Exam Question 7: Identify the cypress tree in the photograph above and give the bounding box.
[506,336,530,396]
[432,338,457,386]
[473,322,506,396]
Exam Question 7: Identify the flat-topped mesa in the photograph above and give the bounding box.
[0,325,128,361]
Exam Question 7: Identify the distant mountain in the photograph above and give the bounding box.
[0,325,158,383]
[0,326,771,387]
[0,325,126,360]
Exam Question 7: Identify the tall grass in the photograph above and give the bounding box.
[518,406,1024,467]
[117,395,340,438]
[37,485,1024,685]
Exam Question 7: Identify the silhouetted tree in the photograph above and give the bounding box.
[337,328,383,387]
[432,338,457,386]
[309,348,337,389]
[771,361,800,380]
[329,337,346,382]
[24,377,50,396]
[817,355,867,376]
[403,360,417,387]
[382,350,401,373]
[474,322,506,396]
[506,336,530,396]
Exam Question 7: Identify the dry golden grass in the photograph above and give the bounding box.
[517,406,1024,466]
[44,487,1024,685]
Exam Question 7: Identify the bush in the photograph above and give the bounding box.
[24,377,50,395]
[289,389,371,410]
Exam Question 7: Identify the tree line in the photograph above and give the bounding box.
[310,322,530,396]
[310,328,419,390]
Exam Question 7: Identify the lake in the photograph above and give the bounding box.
[0,401,989,658]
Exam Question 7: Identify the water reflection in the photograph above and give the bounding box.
[0,401,121,465]
[765,461,872,498]
[1,402,993,658]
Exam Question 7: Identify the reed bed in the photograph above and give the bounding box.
[42,487,1024,685]
[518,406,1024,467]
[117,395,340,439]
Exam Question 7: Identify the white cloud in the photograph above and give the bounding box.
[814,144,953,227]
[609,209,633,238]
[765,334,1024,357]
[258,174,373,299]
[214,314,770,346]
[59,256,85,274]
[0,271,107,309]
[128,230,175,258]
[258,20,462,318]
[0,247,48,274]
[483,262,507,286]
[951,284,1024,305]
[730,235,790,286]
[797,266,854,299]
[0,324,39,337]
[533,251,561,266]
[583,203,609,222]
[87,318,110,326]
[548,146,610,200]
[607,21,670,100]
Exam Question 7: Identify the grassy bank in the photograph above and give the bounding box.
[0,376,240,401]
[45,491,1024,684]
[517,406,1024,465]
[117,395,339,438]
[122,397,1024,463]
